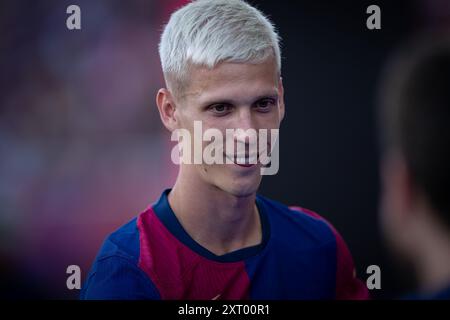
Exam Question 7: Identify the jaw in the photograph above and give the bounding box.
[188,162,262,197]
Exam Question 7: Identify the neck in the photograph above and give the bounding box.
[168,167,262,256]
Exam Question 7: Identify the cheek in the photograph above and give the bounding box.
[177,110,197,130]
[260,111,282,130]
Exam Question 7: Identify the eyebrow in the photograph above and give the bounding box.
[200,92,279,107]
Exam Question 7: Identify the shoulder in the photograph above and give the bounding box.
[80,217,160,300]
[257,195,370,299]
[257,195,337,246]
[95,217,141,263]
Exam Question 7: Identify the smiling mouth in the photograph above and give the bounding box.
[236,163,255,168]
[225,154,259,167]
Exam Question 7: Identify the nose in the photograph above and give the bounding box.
[232,108,256,142]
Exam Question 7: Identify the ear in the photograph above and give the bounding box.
[278,76,285,122]
[156,88,178,132]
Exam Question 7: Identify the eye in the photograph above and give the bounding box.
[208,104,232,116]
[254,98,276,112]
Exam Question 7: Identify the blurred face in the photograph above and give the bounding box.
[172,57,284,197]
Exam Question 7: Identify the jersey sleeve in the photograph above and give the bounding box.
[80,255,161,300]
[290,206,370,300]
[331,226,370,300]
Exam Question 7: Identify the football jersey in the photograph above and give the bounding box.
[80,189,369,299]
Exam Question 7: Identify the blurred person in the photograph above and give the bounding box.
[81,0,368,300]
[378,35,450,299]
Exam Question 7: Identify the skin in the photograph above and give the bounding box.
[156,56,284,256]
[380,150,450,294]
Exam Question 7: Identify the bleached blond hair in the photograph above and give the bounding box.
[158,0,281,95]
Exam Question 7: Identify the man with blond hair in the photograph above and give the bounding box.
[81,0,368,300]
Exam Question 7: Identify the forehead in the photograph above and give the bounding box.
[182,58,280,104]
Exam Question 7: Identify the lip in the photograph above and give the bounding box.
[225,154,259,167]
[236,163,256,168]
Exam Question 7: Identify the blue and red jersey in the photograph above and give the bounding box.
[80,189,369,299]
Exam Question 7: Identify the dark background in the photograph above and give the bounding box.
[1,0,448,299]
[256,0,414,299]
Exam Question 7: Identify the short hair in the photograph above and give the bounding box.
[158,0,281,95]
[378,35,450,228]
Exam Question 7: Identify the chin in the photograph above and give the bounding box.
[208,173,258,198]
[222,176,261,197]
[200,164,262,197]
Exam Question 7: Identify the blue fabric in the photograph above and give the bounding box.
[80,218,160,300]
[81,189,340,300]
[245,196,337,299]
